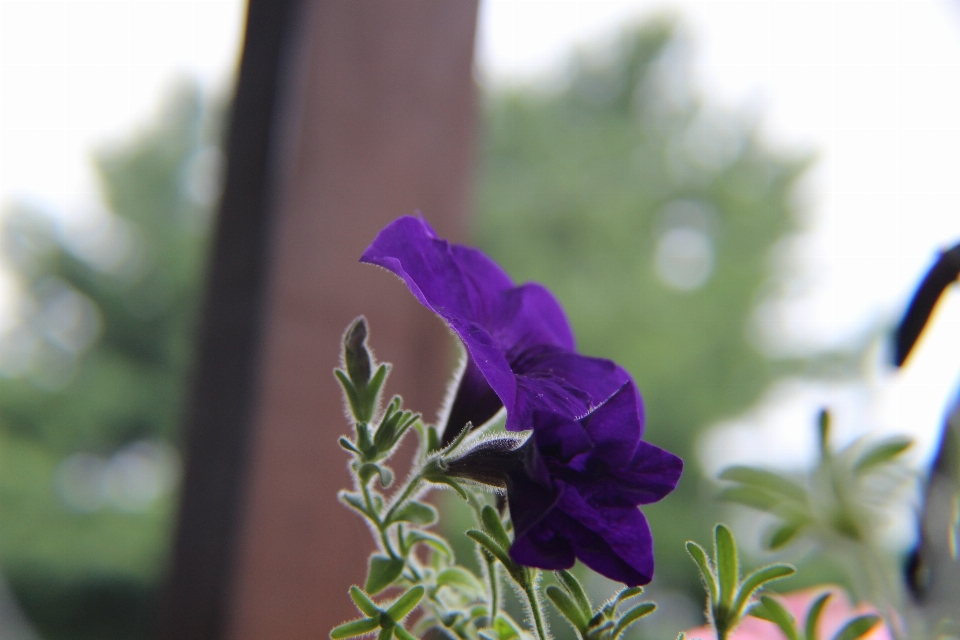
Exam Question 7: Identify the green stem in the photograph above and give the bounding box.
[382,472,425,524]
[486,556,499,625]
[522,570,547,640]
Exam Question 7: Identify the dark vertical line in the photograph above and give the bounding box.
[158,0,303,637]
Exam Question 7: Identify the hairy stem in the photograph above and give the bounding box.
[522,571,547,640]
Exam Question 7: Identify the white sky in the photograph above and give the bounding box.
[2,0,959,468]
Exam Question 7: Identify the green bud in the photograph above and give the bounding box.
[344,317,373,388]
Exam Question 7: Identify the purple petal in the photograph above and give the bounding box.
[578,441,684,507]
[510,346,630,432]
[531,412,592,463]
[556,485,655,586]
[510,517,575,571]
[580,382,643,468]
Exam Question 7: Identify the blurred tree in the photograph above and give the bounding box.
[0,83,220,639]
[473,19,812,608]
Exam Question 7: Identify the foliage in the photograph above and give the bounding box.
[473,18,816,592]
[718,409,914,612]
[0,83,220,638]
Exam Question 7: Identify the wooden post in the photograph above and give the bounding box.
[161,2,479,638]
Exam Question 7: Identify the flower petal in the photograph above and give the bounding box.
[557,486,656,586]
[580,381,643,467]
[580,441,684,507]
[510,346,630,431]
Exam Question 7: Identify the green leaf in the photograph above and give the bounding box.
[426,426,441,453]
[366,364,390,410]
[365,555,405,595]
[493,614,522,640]
[804,592,832,640]
[391,501,437,526]
[732,563,795,618]
[386,586,425,620]
[339,491,371,517]
[719,466,808,503]
[434,476,468,500]
[405,530,453,559]
[685,541,718,605]
[340,437,362,455]
[768,521,805,550]
[611,602,656,639]
[436,567,485,596]
[331,617,380,639]
[481,505,513,551]
[335,369,365,422]
[376,626,393,640]
[717,486,782,512]
[831,615,881,640]
[546,585,589,633]
[852,437,912,473]
[349,586,381,617]
[714,524,739,611]
[751,596,800,640]
[557,569,592,622]
[466,530,518,580]
[394,627,418,640]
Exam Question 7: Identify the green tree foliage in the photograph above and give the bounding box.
[0,83,219,639]
[473,20,810,595]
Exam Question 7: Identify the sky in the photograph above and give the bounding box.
[2,0,960,469]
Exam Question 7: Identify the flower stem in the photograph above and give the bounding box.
[485,556,499,625]
[522,570,547,640]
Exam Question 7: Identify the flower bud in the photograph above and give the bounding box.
[344,317,372,387]
[442,435,530,489]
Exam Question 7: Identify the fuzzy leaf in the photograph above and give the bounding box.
[365,555,405,595]
[335,369,365,423]
[686,541,718,605]
[386,586,424,620]
[714,524,739,611]
[557,569,592,622]
[394,627,418,640]
[832,615,881,640]
[331,617,380,639]
[732,563,795,618]
[751,596,800,640]
[546,585,589,633]
[466,530,519,580]
[349,586,381,617]
[481,505,512,551]
[376,627,393,640]
[805,592,832,640]
[853,438,912,473]
[405,530,453,559]
[611,602,656,639]
[339,492,371,517]
[391,501,437,526]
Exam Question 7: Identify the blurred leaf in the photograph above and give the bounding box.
[719,466,808,503]
[365,555,404,595]
[805,592,832,640]
[391,501,437,526]
[852,437,912,473]
[832,615,881,640]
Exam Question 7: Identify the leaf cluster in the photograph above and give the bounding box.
[751,591,880,640]
[686,524,795,640]
[546,570,655,640]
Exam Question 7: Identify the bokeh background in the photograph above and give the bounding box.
[2,1,960,638]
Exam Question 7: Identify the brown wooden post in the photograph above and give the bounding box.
[161,1,478,639]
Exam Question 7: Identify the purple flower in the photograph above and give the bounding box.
[443,381,681,585]
[507,382,682,585]
[362,215,683,585]
[361,215,630,440]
